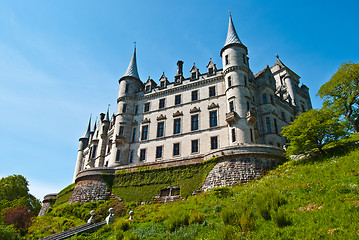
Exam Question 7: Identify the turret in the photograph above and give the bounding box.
[96,108,110,167]
[73,117,91,182]
[109,47,143,167]
[221,13,254,144]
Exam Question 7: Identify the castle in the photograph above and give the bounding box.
[73,13,312,183]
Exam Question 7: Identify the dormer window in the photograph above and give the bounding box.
[208,68,213,75]
[191,72,196,79]
[160,81,165,88]
[146,85,151,93]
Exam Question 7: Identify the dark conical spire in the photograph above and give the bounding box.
[122,47,140,80]
[224,13,242,47]
[81,116,91,139]
[104,105,110,122]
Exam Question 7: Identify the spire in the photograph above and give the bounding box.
[104,105,110,122]
[122,46,140,80]
[224,13,242,47]
[81,116,91,139]
[92,118,97,132]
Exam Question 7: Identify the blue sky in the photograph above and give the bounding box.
[0,0,358,200]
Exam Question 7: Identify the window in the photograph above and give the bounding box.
[141,125,148,140]
[125,84,129,93]
[191,139,199,153]
[209,86,216,97]
[266,117,271,133]
[210,111,218,127]
[157,122,164,137]
[191,90,198,101]
[144,102,150,112]
[140,149,146,161]
[92,145,97,158]
[160,81,165,88]
[174,118,181,134]
[281,111,286,122]
[274,119,278,134]
[191,72,196,79]
[231,128,236,142]
[119,126,124,136]
[263,94,267,104]
[208,68,213,75]
[290,117,294,122]
[270,95,274,104]
[191,115,199,131]
[134,105,139,115]
[123,104,127,113]
[145,85,151,92]
[250,128,254,142]
[107,141,112,154]
[228,76,232,87]
[225,55,229,65]
[242,54,246,64]
[252,96,255,103]
[211,136,218,150]
[173,143,180,156]
[156,146,163,159]
[159,98,165,109]
[116,149,120,162]
[247,102,250,111]
[175,95,181,105]
[229,101,234,112]
[269,142,273,146]
[129,151,133,163]
[244,76,247,86]
[301,104,305,112]
[132,128,136,143]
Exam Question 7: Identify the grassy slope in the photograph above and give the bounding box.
[29,134,359,239]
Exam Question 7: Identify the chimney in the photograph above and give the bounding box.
[177,60,183,76]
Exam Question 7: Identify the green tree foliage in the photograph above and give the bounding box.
[317,62,359,133]
[0,175,41,216]
[281,108,346,155]
[3,206,34,235]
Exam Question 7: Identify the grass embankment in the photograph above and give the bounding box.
[29,134,359,239]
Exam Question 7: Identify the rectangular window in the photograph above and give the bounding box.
[132,128,136,143]
[191,139,199,153]
[208,68,213,75]
[247,102,250,111]
[140,149,146,161]
[123,104,127,113]
[191,90,198,101]
[160,81,165,88]
[281,111,286,122]
[157,122,164,137]
[301,104,305,112]
[175,94,181,105]
[211,136,218,150]
[250,128,254,142]
[115,149,120,162]
[134,105,139,115]
[125,84,129,93]
[231,128,236,142]
[141,125,148,140]
[266,117,271,133]
[191,115,199,131]
[228,76,232,87]
[159,98,165,109]
[173,143,180,156]
[263,94,267,104]
[274,119,278,134]
[209,86,216,97]
[191,72,196,79]
[229,101,234,112]
[174,118,181,134]
[144,102,150,112]
[210,111,218,127]
[92,145,97,158]
[225,55,229,65]
[156,146,163,159]
[119,126,124,136]
[244,76,247,86]
[129,151,133,163]
[270,95,274,104]
[145,85,151,92]
[242,54,246,64]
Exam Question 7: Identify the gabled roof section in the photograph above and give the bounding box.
[145,77,157,86]
[122,47,140,80]
[271,55,300,80]
[224,13,242,47]
[254,65,271,78]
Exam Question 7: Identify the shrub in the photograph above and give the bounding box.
[254,189,287,220]
[271,208,292,228]
[0,225,21,240]
[116,230,124,240]
[189,211,204,225]
[113,219,130,232]
[164,211,190,232]
[220,225,237,240]
[213,187,233,198]
[220,205,255,233]
[123,231,140,240]
[3,206,34,235]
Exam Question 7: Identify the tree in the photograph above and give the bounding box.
[3,206,34,235]
[317,62,359,133]
[281,108,346,156]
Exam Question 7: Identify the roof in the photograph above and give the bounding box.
[122,47,140,80]
[224,13,242,47]
[81,117,91,139]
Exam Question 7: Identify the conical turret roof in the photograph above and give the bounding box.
[224,13,242,47]
[122,47,140,80]
[81,117,91,139]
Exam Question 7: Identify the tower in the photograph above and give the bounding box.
[73,117,91,182]
[108,47,143,167]
[221,13,254,144]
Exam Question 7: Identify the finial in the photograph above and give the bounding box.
[276,54,279,59]
[229,9,231,16]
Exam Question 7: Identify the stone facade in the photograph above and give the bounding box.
[38,193,57,216]
[72,13,312,184]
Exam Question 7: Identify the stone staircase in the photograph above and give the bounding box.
[41,221,106,240]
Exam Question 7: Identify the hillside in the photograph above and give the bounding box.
[29,134,359,239]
